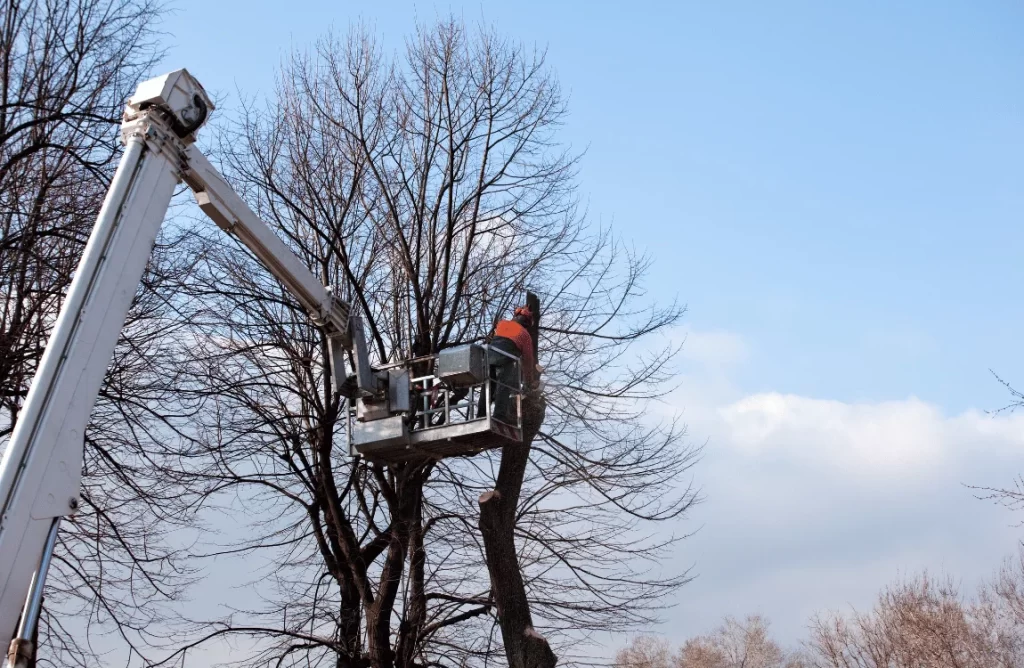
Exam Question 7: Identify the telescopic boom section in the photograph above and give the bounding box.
[180,142,375,395]
[0,69,374,663]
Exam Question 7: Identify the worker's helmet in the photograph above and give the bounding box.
[513,306,534,325]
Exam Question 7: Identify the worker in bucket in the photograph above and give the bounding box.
[479,306,536,423]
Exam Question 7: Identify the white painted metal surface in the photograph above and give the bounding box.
[0,122,186,642]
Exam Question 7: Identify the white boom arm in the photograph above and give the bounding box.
[0,70,374,665]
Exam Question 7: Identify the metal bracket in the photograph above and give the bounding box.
[119,117,190,177]
[7,637,32,668]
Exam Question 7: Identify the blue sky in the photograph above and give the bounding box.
[162,1,1024,412]
[156,0,1024,657]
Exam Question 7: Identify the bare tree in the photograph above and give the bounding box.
[971,373,1024,519]
[0,0,159,426]
[153,18,698,668]
[677,616,788,668]
[614,561,1024,668]
[807,566,1024,668]
[615,636,674,668]
[675,638,727,668]
[0,1,203,665]
[615,618,798,668]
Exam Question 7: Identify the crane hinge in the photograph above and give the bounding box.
[119,117,189,176]
[118,69,214,181]
[122,69,214,144]
[316,288,352,345]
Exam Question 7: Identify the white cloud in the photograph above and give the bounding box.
[646,329,1024,647]
[711,392,1024,478]
[718,394,945,476]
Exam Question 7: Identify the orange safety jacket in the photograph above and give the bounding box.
[493,319,535,383]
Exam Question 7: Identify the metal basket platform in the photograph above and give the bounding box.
[348,345,523,462]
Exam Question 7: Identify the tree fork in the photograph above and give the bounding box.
[479,293,556,668]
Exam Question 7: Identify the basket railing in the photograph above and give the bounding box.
[407,345,522,432]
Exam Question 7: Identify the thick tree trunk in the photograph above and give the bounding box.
[336,574,363,668]
[365,467,425,668]
[395,494,427,668]
[478,293,556,668]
